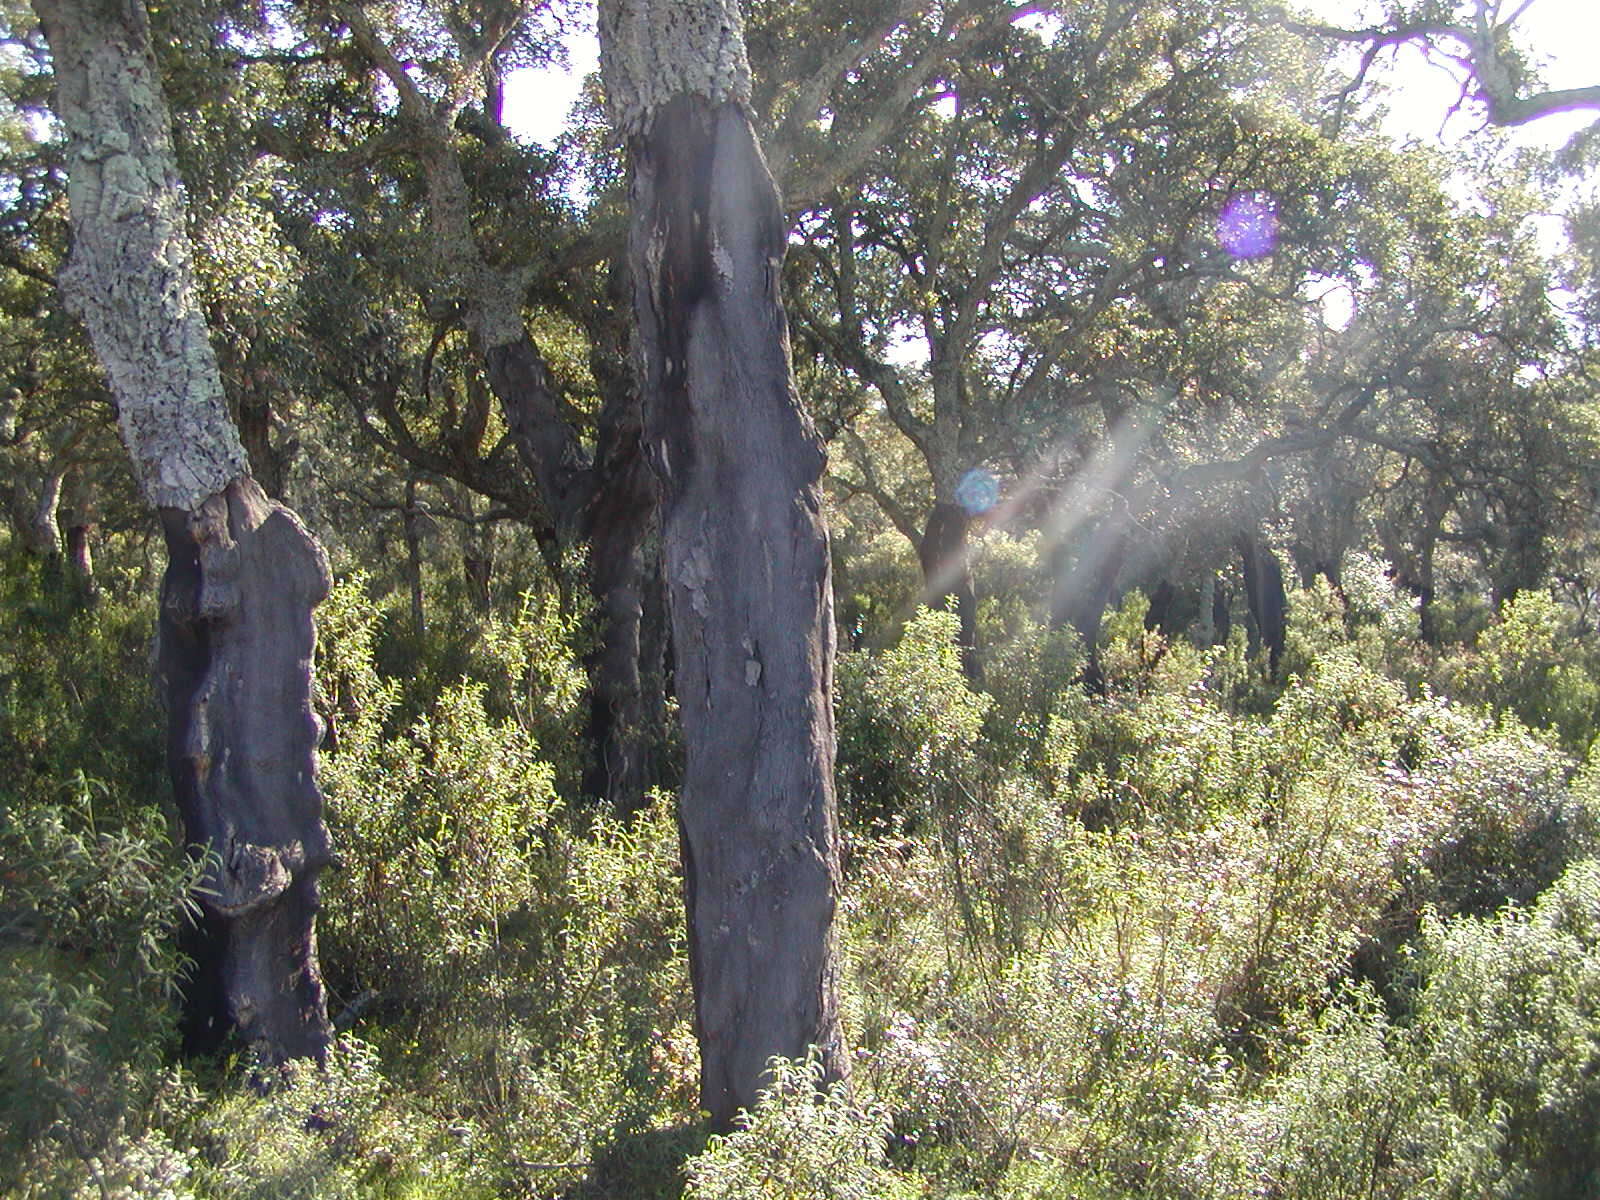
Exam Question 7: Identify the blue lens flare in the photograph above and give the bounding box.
[955,469,1000,515]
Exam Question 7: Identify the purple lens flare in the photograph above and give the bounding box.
[1217,192,1279,259]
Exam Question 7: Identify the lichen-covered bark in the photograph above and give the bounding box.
[35,0,332,1061]
[34,0,245,512]
[597,0,751,138]
[601,0,847,1126]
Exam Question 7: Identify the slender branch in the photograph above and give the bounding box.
[1271,4,1600,130]
[334,3,431,121]
[835,425,925,545]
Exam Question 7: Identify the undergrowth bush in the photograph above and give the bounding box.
[0,782,200,1196]
[14,540,1600,1200]
[683,1054,917,1200]
[1438,589,1600,752]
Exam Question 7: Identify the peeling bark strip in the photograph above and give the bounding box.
[601,0,847,1128]
[35,0,333,1061]
[35,0,246,512]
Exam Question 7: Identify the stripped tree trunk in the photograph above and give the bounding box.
[1237,533,1287,676]
[599,0,848,1128]
[34,0,332,1062]
[917,500,981,681]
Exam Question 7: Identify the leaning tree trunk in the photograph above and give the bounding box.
[35,0,332,1062]
[600,0,848,1129]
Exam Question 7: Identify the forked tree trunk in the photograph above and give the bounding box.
[600,0,847,1129]
[35,0,332,1062]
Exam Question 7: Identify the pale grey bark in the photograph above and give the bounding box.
[598,0,751,137]
[38,0,246,511]
[18,462,64,558]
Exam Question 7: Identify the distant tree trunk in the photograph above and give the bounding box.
[454,486,494,612]
[1213,576,1233,644]
[1237,533,1287,675]
[578,264,663,812]
[354,57,663,811]
[601,0,848,1129]
[402,472,426,636]
[1385,485,1447,645]
[23,464,64,563]
[61,469,96,601]
[64,520,93,590]
[1413,520,1440,645]
[1050,518,1129,693]
[35,0,332,1063]
[581,381,659,810]
[236,368,290,501]
[1144,579,1177,634]
[1196,572,1217,646]
[918,501,981,681]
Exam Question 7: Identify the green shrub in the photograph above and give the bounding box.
[0,782,201,1194]
[317,678,561,1019]
[835,608,990,830]
[1181,859,1600,1200]
[0,553,165,819]
[190,1037,488,1200]
[1415,858,1600,1198]
[1440,590,1600,752]
[1176,990,1505,1200]
[683,1053,919,1200]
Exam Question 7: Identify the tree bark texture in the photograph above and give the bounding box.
[581,391,660,810]
[602,0,847,1125]
[16,463,64,559]
[160,480,332,1060]
[36,0,332,1061]
[34,0,247,513]
[917,501,981,682]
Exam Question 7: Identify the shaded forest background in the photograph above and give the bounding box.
[4,0,1600,1196]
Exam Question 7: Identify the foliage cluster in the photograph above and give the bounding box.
[8,498,1600,1200]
